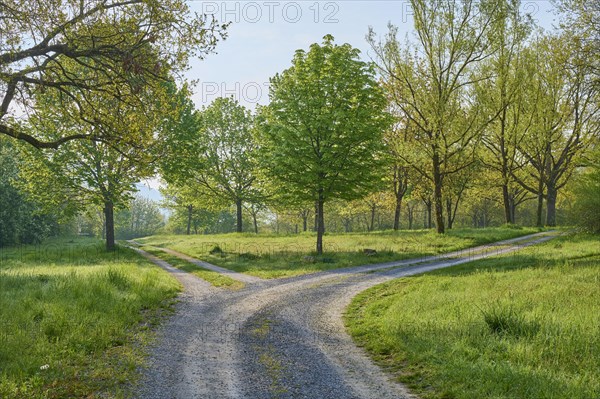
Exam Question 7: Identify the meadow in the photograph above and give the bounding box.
[345,233,600,399]
[137,227,539,278]
[0,238,180,399]
[139,246,245,290]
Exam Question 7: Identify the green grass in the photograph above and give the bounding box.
[345,234,600,399]
[140,246,245,290]
[137,227,539,278]
[0,238,181,399]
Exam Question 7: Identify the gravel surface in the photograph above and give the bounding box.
[134,232,556,399]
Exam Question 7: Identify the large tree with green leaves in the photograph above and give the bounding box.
[0,0,226,148]
[370,0,504,233]
[22,72,170,250]
[260,35,391,254]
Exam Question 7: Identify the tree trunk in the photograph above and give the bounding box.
[408,205,414,230]
[236,199,243,233]
[369,204,376,232]
[433,156,445,233]
[446,198,454,229]
[316,195,325,255]
[302,215,308,232]
[104,200,115,251]
[546,184,557,227]
[502,185,513,224]
[314,201,319,232]
[101,210,106,240]
[510,201,517,225]
[186,204,193,235]
[393,196,402,231]
[426,201,432,229]
[252,211,259,234]
[536,192,544,228]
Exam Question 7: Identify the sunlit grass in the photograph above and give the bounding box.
[0,238,181,399]
[345,234,600,399]
[137,227,540,278]
[140,246,245,290]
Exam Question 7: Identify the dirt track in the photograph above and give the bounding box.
[134,232,556,399]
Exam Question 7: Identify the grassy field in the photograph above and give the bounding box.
[345,234,600,399]
[140,246,245,290]
[137,227,539,278]
[0,238,181,399]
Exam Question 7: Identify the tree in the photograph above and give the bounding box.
[384,123,411,230]
[514,34,598,226]
[21,72,167,250]
[476,0,533,224]
[0,0,226,148]
[176,97,261,233]
[260,35,391,254]
[554,0,599,92]
[370,0,503,233]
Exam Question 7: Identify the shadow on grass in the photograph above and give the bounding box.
[0,239,150,269]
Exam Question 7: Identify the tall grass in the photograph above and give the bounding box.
[0,238,180,398]
[138,227,539,278]
[345,234,600,399]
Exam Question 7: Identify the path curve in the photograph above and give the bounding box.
[135,232,556,399]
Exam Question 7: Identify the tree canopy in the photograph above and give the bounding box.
[0,0,227,148]
[260,35,391,253]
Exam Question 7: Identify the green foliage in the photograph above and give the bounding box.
[345,234,600,399]
[115,195,165,239]
[0,238,180,398]
[370,0,507,234]
[0,0,227,149]
[260,35,391,252]
[161,96,261,233]
[570,147,600,233]
[20,61,180,250]
[0,138,62,247]
[261,35,390,204]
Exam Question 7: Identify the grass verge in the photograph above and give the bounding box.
[345,234,600,399]
[137,227,539,278]
[140,246,244,290]
[0,238,181,399]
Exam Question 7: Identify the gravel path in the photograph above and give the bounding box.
[134,232,556,399]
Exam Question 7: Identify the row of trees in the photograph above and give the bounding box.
[1,0,598,253]
[160,1,598,253]
[0,136,165,247]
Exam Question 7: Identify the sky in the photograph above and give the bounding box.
[137,0,558,200]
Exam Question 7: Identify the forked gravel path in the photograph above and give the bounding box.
[134,232,556,399]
